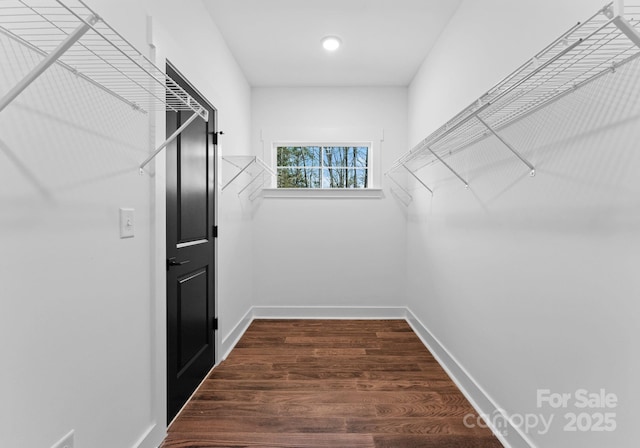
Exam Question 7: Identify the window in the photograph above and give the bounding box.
[276,145,370,188]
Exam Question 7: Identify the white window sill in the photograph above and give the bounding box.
[262,188,384,199]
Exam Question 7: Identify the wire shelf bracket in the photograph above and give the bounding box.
[238,167,266,195]
[139,110,204,173]
[222,155,275,197]
[222,157,257,191]
[476,115,536,177]
[402,164,433,195]
[387,0,640,197]
[0,0,209,173]
[425,145,469,189]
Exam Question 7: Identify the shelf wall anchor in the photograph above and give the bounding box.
[426,146,469,189]
[402,164,434,194]
[0,14,99,113]
[139,110,202,173]
[476,115,536,177]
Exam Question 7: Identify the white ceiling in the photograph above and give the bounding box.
[202,0,462,87]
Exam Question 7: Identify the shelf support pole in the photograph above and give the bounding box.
[0,15,98,113]
[476,116,536,177]
[139,110,201,173]
[612,16,640,48]
[426,146,469,189]
[221,157,256,191]
[402,164,433,194]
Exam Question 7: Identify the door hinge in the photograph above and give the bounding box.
[213,317,218,331]
[212,225,218,238]
[210,130,224,145]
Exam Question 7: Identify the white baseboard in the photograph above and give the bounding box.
[219,306,407,361]
[218,305,534,448]
[132,422,163,448]
[220,307,255,361]
[405,309,534,448]
[252,305,408,320]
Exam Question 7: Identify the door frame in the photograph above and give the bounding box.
[149,58,220,436]
[164,60,219,423]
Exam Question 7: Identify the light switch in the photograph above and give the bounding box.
[119,208,135,238]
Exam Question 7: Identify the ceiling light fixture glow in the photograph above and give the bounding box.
[322,36,341,51]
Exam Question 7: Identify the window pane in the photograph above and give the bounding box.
[322,167,342,188]
[278,168,321,188]
[276,144,369,188]
[323,146,348,167]
[322,168,367,188]
[348,146,369,168]
[277,146,321,167]
[322,146,368,168]
[352,168,368,188]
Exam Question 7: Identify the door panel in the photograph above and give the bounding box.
[178,268,208,372]
[166,63,216,422]
[178,117,208,243]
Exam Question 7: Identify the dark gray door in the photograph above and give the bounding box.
[165,63,216,422]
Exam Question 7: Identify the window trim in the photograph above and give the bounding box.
[274,141,373,190]
[258,126,384,198]
[262,187,383,199]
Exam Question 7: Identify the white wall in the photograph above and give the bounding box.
[407,1,640,447]
[0,0,252,447]
[250,87,408,312]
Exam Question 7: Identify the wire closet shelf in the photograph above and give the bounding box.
[387,0,640,195]
[0,0,208,170]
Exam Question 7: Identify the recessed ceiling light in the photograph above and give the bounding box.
[322,36,341,51]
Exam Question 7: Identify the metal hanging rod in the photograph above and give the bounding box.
[0,0,210,171]
[387,0,640,193]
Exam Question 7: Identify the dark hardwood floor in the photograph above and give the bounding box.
[160,319,503,448]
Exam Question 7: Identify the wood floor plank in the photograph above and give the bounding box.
[162,432,375,448]
[160,319,503,448]
[182,400,378,418]
[374,435,504,448]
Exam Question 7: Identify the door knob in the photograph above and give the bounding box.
[167,257,191,270]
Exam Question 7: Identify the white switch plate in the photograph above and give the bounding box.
[51,430,74,448]
[119,208,135,238]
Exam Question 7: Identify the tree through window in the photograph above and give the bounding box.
[276,145,369,188]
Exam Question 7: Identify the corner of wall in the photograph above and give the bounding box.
[405,308,534,448]
[220,307,255,362]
